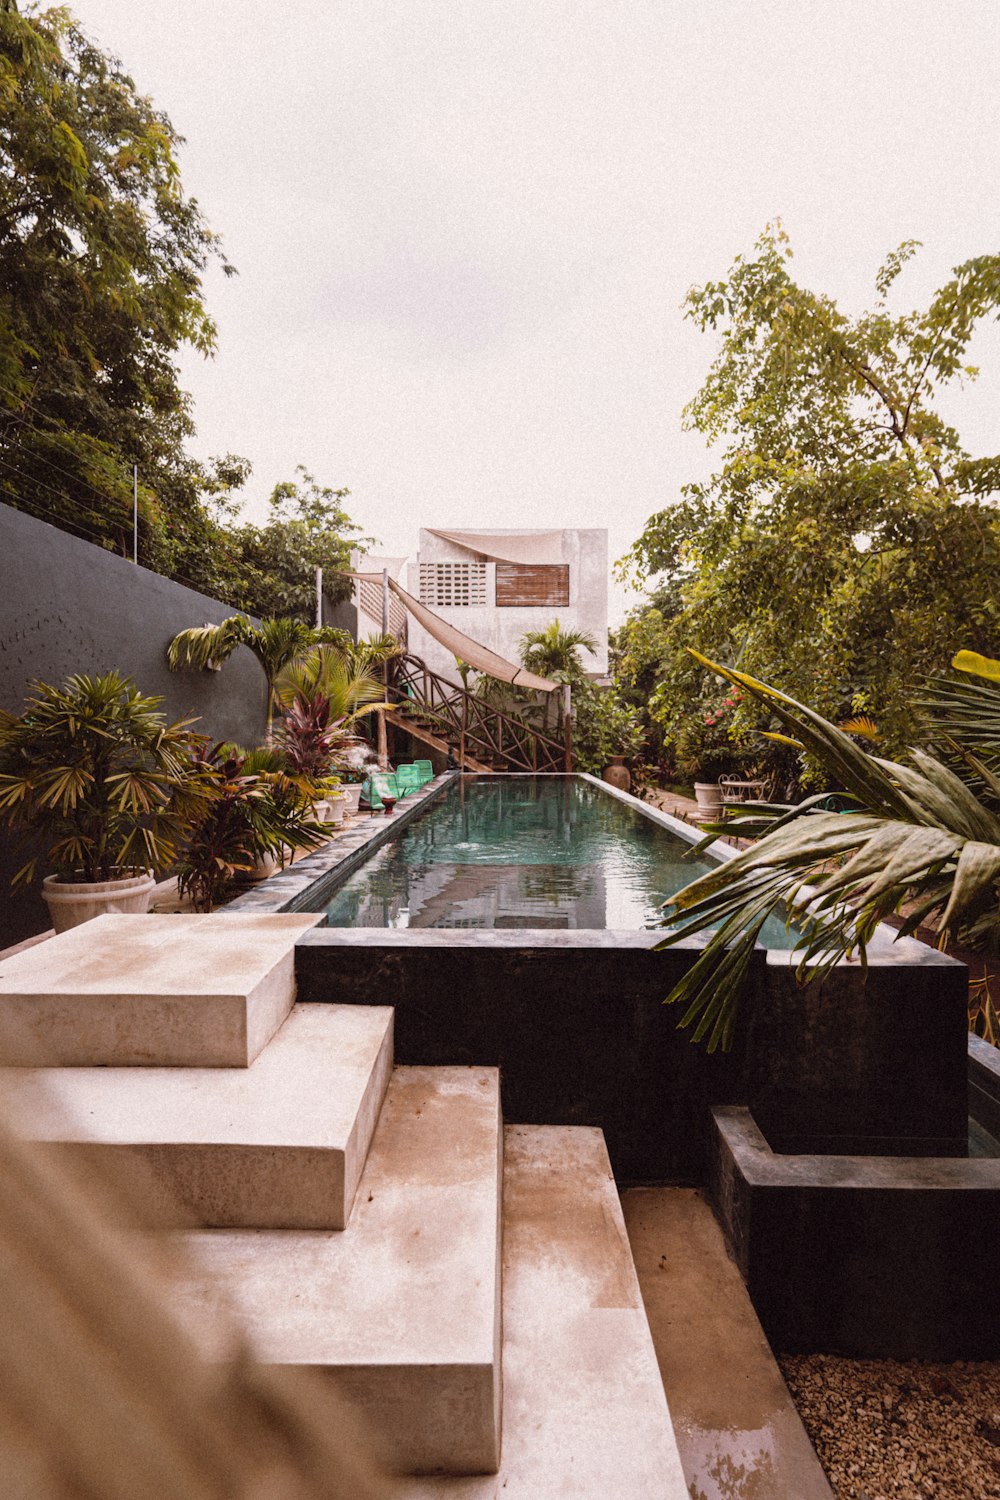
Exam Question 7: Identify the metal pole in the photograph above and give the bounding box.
[315,566,323,628]
[563,684,572,773]
[382,567,389,636]
[132,464,138,564]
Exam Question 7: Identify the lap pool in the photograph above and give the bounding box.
[320,773,796,943]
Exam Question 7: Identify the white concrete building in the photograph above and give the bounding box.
[404,527,608,686]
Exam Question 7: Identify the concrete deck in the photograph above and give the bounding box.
[0,913,321,1067]
[621,1186,832,1500]
[395,1126,689,1498]
[165,1065,503,1475]
[0,1003,393,1228]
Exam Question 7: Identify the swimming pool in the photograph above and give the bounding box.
[320,774,797,944]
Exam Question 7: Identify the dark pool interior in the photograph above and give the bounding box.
[321,775,801,942]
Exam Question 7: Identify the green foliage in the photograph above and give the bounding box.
[223,467,370,622]
[0,1,231,564]
[0,671,210,883]
[668,693,748,782]
[519,619,599,734]
[623,225,1000,760]
[569,683,645,775]
[168,615,351,737]
[174,742,326,913]
[657,650,1000,1052]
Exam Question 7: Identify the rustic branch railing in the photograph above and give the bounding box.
[387,653,568,772]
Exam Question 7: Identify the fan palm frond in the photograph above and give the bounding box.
[656,650,1000,1052]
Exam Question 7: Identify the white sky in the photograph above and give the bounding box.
[73,1,1000,622]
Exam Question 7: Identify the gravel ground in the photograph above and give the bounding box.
[780,1354,1000,1499]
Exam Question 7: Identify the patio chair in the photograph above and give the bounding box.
[394,764,422,797]
[367,771,400,810]
[413,759,435,785]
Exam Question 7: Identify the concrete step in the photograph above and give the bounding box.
[621,1186,833,1499]
[165,1065,503,1476]
[392,1125,689,1499]
[0,1003,393,1229]
[0,913,321,1067]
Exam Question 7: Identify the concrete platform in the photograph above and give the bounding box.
[0,1004,393,1229]
[166,1066,503,1475]
[622,1186,832,1500]
[0,913,320,1067]
[393,1126,689,1498]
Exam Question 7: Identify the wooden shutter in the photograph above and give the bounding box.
[495,563,569,607]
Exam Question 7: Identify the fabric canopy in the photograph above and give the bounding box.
[388,579,558,693]
[426,528,563,565]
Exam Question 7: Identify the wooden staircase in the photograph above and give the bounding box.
[387,651,568,773]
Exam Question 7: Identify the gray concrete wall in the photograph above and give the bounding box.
[0,504,266,946]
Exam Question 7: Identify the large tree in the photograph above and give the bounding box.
[624,226,1000,760]
[0,1,234,566]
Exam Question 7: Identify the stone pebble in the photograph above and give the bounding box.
[780,1353,1000,1499]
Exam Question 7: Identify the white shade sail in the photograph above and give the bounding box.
[426,529,564,565]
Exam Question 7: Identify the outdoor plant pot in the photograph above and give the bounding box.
[41,870,157,934]
[314,796,345,827]
[694,781,724,820]
[341,784,363,817]
[602,756,631,793]
[250,851,283,880]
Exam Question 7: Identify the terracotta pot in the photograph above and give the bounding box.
[602,756,631,793]
[693,781,724,820]
[41,870,156,933]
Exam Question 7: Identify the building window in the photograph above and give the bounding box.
[419,561,488,608]
[495,563,570,607]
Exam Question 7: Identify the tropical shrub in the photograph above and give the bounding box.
[657,650,1000,1052]
[175,744,326,912]
[0,672,209,885]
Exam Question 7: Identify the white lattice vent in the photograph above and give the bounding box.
[419,562,487,608]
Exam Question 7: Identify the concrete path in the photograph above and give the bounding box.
[622,1186,833,1500]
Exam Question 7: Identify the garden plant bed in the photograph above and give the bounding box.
[780,1353,1000,1500]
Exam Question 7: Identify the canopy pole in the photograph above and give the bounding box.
[315,566,323,628]
[563,684,572,773]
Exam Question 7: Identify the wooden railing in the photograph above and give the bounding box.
[387,653,569,773]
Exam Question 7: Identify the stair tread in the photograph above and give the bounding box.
[392,1125,688,1499]
[2,1003,392,1146]
[168,1064,501,1364]
[0,912,320,1066]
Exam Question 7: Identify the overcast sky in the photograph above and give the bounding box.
[74,1,1000,621]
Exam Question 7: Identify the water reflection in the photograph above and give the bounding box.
[323,778,798,943]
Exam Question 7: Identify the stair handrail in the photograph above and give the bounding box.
[387,653,569,772]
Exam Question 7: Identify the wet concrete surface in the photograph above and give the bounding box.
[621,1185,832,1500]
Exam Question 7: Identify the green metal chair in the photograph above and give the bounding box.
[395,764,422,797]
[366,771,400,810]
[413,759,435,785]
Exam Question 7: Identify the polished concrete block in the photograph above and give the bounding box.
[391,1125,689,1498]
[0,913,321,1067]
[711,1105,1000,1358]
[166,1066,503,1475]
[622,1185,832,1500]
[1,1004,393,1228]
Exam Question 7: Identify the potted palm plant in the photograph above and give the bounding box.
[0,672,209,932]
[274,644,396,817]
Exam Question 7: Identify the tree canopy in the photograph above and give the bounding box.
[0,5,364,617]
[623,226,1000,765]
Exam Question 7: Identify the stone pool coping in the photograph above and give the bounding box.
[216,771,456,918]
[224,769,965,983]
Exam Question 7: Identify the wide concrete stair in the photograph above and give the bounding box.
[0,914,689,1492]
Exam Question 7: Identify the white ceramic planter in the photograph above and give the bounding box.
[341,784,363,817]
[693,781,724,820]
[314,796,346,827]
[41,870,157,933]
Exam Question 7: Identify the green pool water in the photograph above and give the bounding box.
[322,776,799,943]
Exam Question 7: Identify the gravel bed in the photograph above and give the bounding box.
[780,1354,1000,1499]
